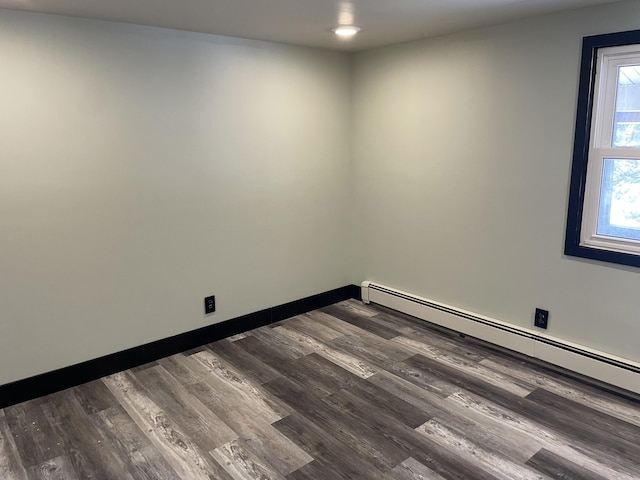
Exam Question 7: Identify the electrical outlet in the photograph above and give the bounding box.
[534,308,549,329]
[204,295,216,315]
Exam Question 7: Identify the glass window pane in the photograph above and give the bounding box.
[613,65,640,147]
[597,158,640,240]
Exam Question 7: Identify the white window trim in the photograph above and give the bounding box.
[579,44,640,256]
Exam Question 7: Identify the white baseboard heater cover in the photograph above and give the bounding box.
[361,281,640,395]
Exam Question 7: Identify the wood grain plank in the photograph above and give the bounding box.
[157,360,311,480]
[270,352,361,398]
[415,419,545,480]
[302,310,376,337]
[130,361,160,373]
[320,389,415,469]
[388,322,489,363]
[366,312,425,336]
[233,335,299,370]
[249,327,314,359]
[284,314,345,342]
[435,397,542,464]
[297,310,411,357]
[445,388,640,479]
[264,376,402,471]
[447,391,637,480]
[371,370,543,464]
[334,299,380,318]
[320,304,400,340]
[408,444,502,480]
[367,370,456,409]
[330,333,414,370]
[157,354,202,387]
[160,356,256,424]
[273,412,395,480]
[322,383,527,480]
[284,459,351,480]
[191,349,291,422]
[378,359,458,399]
[72,381,119,415]
[3,400,65,468]
[27,456,80,480]
[227,333,248,342]
[339,377,431,429]
[481,356,640,427]
[382,375,544,466]
[234,421,313,476]
[104,371,223,480]
[270,373,501,480]
[205,339,282,385]
[91,405,182,480]
[526,388,640,446]
[351,308,461,342]
[0,412,28,480]
[405,353,640,467]
[357,301,427,322]
[211,439,288,480]
[162,352,306,476]
[133,365,238,451]
[526,448,609,480]
[391,457,448,480]
[272,325,378,378]
[393,336,534,396]
[40,389,132,480]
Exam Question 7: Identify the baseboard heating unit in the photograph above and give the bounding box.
[361,281,640,396]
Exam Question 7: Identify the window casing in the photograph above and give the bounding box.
[566,30,640,267]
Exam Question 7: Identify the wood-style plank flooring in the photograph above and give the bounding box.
[1,299,640,479]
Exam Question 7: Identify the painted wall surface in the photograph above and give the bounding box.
[351,0,640,364]
[4,0,640,387]
[0,9,352,384]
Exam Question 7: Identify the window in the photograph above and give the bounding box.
[566,30,640,267]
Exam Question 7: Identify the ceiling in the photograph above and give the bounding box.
[0,0,622,51]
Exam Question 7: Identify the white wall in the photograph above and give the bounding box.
[0,9,352,385]
[351,0,640,364]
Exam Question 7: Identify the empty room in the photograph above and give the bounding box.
[1,0,640,478]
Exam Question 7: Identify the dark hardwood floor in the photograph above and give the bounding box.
[1,299,639,479]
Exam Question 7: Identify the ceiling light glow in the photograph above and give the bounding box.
[332,25,361,38]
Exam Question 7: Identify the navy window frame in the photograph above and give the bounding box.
[565,29,640,267]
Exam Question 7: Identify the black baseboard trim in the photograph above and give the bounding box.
[0,284,359,409]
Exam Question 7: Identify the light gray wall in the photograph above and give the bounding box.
[0,9,352,385]
[351,0,640,364]
[4,1,640,387]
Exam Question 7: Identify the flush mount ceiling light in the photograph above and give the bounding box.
[332,25,361,38]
